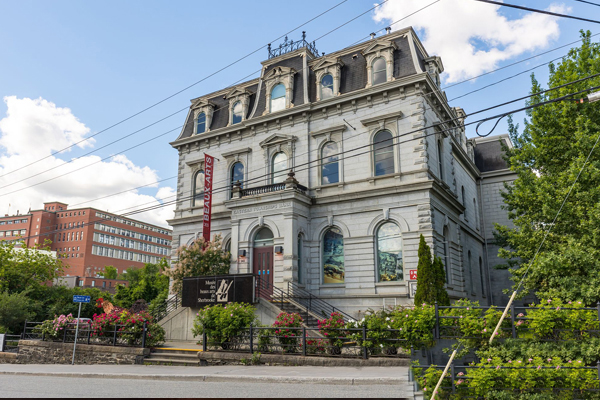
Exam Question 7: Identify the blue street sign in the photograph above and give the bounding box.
[73,295,91,303]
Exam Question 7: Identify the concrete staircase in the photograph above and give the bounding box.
[273,299,322,329]
[144,348,201,366]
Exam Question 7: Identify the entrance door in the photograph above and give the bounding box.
[254,246,273,299]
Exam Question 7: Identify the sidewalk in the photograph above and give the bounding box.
[0,364,412,386]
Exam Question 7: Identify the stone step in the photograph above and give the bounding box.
[149,352,200,360]
[143,358,200,366]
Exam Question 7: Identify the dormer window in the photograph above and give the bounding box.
[196,112,206,134]
[232,101,243,125]
[271,84,286,113]
[320,74,334,99]
[272,152,288,184]
[372,58,387,86]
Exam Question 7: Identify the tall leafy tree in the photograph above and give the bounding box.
[496,31,600,305]
[414,235,449,306]
[168,235,231,294]
[113,259,170,308]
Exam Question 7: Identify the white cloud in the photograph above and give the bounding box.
[373,0,567,83]
[0,96,174,227]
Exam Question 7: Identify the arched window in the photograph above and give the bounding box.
[372,57,387,85]
[467,250,474,294]
[321,74,334,100]
[373,130,394,176]
[462,186,467,220]
[321,141,339,185]
[230,162,244,199]
[271,152,288,184]
[224,239,231,255]
[438,140,444,181]
[473,198,479,229]
[270,84,286,112]
[376,222,403,282]
[196,112,206,134]
[254,227,274,247]
[232,101,243,124]
[442,227,450,284]
[298,234,304,284]
[322,227,344,284]
[193,170,205,207]
[479,257,486,297]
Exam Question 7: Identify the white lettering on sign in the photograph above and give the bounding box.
[409,270,417,280]
[233,202,292,215]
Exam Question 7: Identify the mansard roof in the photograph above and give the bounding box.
[473,135,512,173]
[176,27,431,141]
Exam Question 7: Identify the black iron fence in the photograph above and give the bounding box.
[434,303,600,340]
[0,334,20,353]
[267,32,319,59]
[200,326,411,359]
[412,363,600,398]
[21,320,149,348]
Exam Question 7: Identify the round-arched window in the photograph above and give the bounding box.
[376,222,403,282]
[271,84,286,112]
[232,101,243,124]
[373,130,394,176]
[271,152,288,184]
[322,227,344,284]
[193,170,205,207]
[230,162,244,198]
[254,227,274,247]
[321,141,339,185]
[321,74,334,99]
[196,112,206,134]
[372,57,387,85]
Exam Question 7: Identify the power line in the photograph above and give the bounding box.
[0,0,353,181]
[473,0,600,24]
[573,0,600,7]
[12,81,599,244]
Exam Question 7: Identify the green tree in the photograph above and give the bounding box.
[0,240,64,295]
[0,291,37,333]
[168,235,231,294]
[414,235,449,306]
[496,31,600,304]
[113,260,169,309]
[100,265,117,279]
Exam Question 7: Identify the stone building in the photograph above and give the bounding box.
[167,28,516,317]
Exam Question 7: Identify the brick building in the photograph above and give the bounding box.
[0,201,172,280]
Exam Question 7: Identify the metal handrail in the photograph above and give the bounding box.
[254,275,353,323]
[152,293,181,322]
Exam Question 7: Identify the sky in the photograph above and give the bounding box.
[0,0,597,228]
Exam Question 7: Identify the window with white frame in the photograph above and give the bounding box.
[373,130,394,176]
[271,152,288,184]
[193,170,205,207]
[320,74,334,100]
[322,227,344,284]
[321,141,339,185]
[270,84,286,113]
[196,112,206,134]
[372,57,387,86]
[232,102,243,125]
[376,222,403,282]
[230,162,244,198]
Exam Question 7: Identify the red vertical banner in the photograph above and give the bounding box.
[202,154,214,244]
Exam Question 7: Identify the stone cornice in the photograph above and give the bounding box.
[360,111,404,127]
[222,147,252,158]
[170,73,431,149]
[310,124,346,138]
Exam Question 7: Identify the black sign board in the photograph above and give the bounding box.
[182,274,255,308]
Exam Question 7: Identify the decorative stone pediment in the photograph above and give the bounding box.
[311,56,344,101]
[424,56,444,87]
[190,98,215,134]
[226,87,252,126]
[259,133,297,148]
[263,66,296,114]
[362,39,398,88]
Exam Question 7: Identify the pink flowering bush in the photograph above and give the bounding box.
[91,310,165,347]
[192,302,257,348]
[37,314,86,339]
[318,312,348,347]
[273,312,303,351]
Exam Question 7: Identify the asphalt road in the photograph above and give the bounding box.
[0,375,413,398]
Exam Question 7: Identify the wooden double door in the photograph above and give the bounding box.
[254,246,273,299]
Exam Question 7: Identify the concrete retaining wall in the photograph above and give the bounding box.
[15,340,149,365]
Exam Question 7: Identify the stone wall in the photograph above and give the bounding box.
[0,352,17,364]
[16,340,149,364]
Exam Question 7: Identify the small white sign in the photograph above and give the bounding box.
[0,334,5,352]
[409,282,418,299]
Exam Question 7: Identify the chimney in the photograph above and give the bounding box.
[385,27,391,35]
[370,32,376,40]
